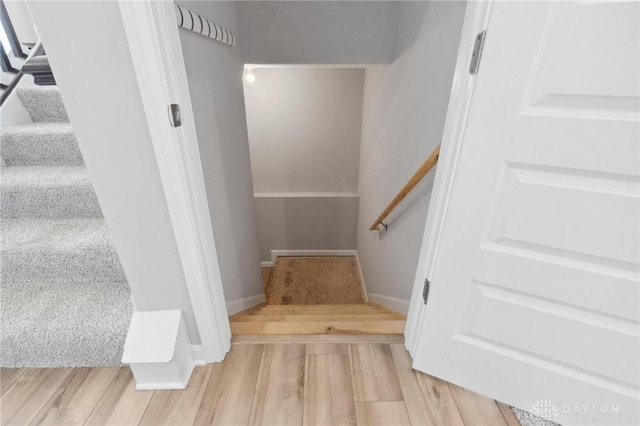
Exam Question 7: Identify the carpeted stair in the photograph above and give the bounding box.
[0,86,132,367]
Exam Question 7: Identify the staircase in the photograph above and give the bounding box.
[0,86,132,367]
[230,303,406,335]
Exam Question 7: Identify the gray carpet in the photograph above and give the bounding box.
[512,407,561,426]
[1,86,132,367]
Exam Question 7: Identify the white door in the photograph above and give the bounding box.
[413,2,639,425]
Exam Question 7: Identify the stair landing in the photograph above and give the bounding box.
[229,303,406,335]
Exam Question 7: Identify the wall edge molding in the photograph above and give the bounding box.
[226,294,266,316]
[368,293,410,315]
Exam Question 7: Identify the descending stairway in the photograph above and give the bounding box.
[0,86,132,367]
[230,302,406,335]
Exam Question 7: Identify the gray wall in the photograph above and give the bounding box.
[244,67,364,193]
[243,67,364,260]
[357,1,467,304]
[237,1,398,64]
[255,196,359,261]
[177,1,263,303]
[27,1,201,343]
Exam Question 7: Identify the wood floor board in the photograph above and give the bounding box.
[1,367,71,426]
[232,314,403,322]
[84,367,154,426]
[249,344,305,426]
[349,344,403,402]
[0,369,25,397]
[43,367,119,426]
[139,365,212,426]
[305,343,349,355]
[232,335,405,345]
[497,401,521,426]
[193,344,263,426]
[0,340,512,426]
[29,367,92,425]
[354,401,411,426]
[389,343,450,426]
[303,354,356,426]
[231,320,405,335]
[447,381,509,426]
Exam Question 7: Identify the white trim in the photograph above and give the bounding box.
[245,64,370,69]
[354,252,368,303]
[267,249,358,266]
[119,1,231,365]
[404,1,493,356]
[367,294,410,315]
[136,382,188,391]
[261,261,274,268]
[226,294,267,316]
[191,345,206,366]
[254,192,359,198]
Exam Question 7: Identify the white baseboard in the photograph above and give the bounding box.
[262,249,358,267]
[226,294,266,316]
[191,345,206,366]
[354,252,368,302]
[367,293,410,315]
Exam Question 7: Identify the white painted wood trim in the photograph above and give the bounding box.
[354,252,368,302]
[191,345,206,366]
[267,249,358,267]
[404,1,493,357]
[367,294,409,315]
[254,192,359,198]
[119,0,231,364]
[226,294,267,316]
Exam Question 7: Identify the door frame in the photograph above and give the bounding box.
[118,0,231,363]
[404,1,493,356]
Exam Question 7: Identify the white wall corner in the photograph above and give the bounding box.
[367,294,410,315]
[226,294,266,316]
[122,310,195,390]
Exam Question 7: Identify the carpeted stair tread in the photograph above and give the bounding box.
[16,86,69,123]
[1,166,102,218]
[0,281,132,367]
[1,218,126,283]
[1,122,82,166]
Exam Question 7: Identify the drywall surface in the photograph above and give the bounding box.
[244,67,364,258]
[255,196,359,262]
[177,1,263,304]
[237,1,398,64]
[27,1,200,343]
[244,67,364,193]
[357,1,467,303]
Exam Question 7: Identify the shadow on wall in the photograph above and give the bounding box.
[393,1,430,60]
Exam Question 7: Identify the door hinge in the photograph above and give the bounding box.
[422,278,431,305]
[169,104,182,127]
[469,30,486,75]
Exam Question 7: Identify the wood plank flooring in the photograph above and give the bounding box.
[1,339,520,426]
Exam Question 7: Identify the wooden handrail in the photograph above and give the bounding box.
[369,145,440,231]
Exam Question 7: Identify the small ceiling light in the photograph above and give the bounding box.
[245,68,256,83]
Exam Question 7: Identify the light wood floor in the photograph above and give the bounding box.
[1,336,519,426]
[229,303,406,335]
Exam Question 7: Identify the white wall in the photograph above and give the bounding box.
[177,1,263,307]
[243,67,364,260]
[244,67,364,193]
[237,1,398,64]
[357,1,467,309]
[254,196,359,262]
[26,1,201,343]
